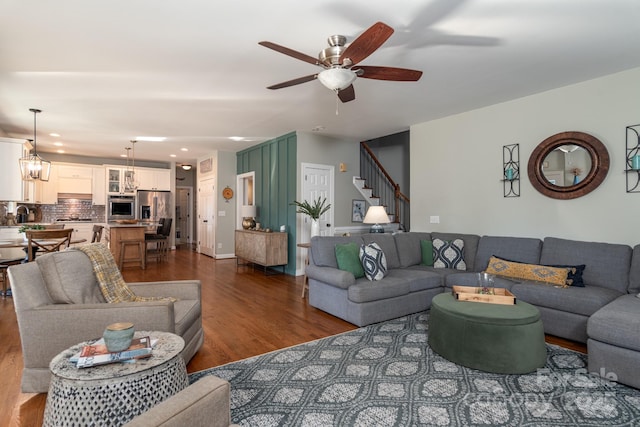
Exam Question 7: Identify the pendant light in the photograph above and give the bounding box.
[124,140,139,191]
[19,108,51,181]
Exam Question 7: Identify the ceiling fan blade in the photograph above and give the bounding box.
[340,22,394,66]
[354,66,423,81]
[266,74,318,90]
[259,41,319,66]
[338,85,355,103]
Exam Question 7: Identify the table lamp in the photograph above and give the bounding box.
[241,205,257,230]
[363,206,390,233]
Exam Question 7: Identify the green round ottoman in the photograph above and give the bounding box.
[428,292,547,374]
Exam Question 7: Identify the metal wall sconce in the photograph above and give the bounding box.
[625,124,640,193]
[503,143,520,197]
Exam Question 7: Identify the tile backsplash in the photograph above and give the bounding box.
[41,200,106,222]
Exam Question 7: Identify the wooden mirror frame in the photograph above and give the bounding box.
[527,131,610,200]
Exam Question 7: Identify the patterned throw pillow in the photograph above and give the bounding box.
[485,256,570,287]
[492,256,585,287]
[432,238,466,270]
[359,242,388,281]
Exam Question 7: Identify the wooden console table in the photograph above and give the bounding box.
[235,229,288,274]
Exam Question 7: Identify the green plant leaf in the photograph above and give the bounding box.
[291,197,331,220]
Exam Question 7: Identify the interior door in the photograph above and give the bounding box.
[301,163,334,241]
[176,187,192,245]
[197,178,215,257]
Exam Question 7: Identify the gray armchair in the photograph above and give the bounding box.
[8,249,203,393]
[123,376,237,427]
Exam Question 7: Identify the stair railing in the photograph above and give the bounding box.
[359,142,410,229]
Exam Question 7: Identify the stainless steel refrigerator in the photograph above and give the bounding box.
[136,190,172,224]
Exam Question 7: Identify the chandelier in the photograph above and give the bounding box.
[124,140,139,191]
[19,108,51,181]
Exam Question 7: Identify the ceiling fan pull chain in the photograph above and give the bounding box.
[335,93,340,115]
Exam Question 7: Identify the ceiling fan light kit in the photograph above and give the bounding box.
[260,21,422,103]
[317,68,357,91]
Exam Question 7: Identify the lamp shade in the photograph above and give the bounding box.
[241,205,256,218]
[317,68,357,91]
[363,206,390,224]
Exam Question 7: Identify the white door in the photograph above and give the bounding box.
[301,163,334,242]
[198,178,215,257]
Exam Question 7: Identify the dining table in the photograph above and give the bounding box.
[0,237,88,261]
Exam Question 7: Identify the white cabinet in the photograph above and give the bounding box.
[92,166,106,205]
[57,165,92,194]
[0,139,26,201]
[32,165,58,204]
[137,168,171,191]
[69,223,103,245]
[106,166,135,195]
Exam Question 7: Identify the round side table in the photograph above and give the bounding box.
[44,331,188,427]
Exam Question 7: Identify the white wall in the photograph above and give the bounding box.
[410,67,640,246]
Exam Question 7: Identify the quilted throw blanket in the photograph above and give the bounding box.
[73,243,175,303]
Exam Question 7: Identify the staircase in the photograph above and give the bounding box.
[354,142,409,229]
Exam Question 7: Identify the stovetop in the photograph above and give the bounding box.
[56,218,94,222]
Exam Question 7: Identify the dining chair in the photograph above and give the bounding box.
[25,228,73,261]
[91,225,104,243]
[44,224,66,229]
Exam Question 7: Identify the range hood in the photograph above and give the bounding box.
[58,192,92,200]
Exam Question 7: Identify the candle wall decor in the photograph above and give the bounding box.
[503,143,520,197]
[625,124,640,193]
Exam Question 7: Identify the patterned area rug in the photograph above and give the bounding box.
[190,312,640,426]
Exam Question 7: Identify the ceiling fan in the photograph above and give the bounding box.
[259,22,423,103]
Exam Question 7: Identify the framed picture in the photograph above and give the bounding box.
[199,158,213,173]
[352,200,365,222]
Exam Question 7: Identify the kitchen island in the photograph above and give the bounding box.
[105,222,155,269]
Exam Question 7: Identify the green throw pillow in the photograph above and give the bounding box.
[420,240,434,266]
[335,242,365,278]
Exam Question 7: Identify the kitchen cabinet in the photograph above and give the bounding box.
[92,166,106,205]
[106,166,136,195]
[32,165,58,204]
[69,222,104,245]
[0,138,26,201]
[137,167,171,191]
[57,165,92,194]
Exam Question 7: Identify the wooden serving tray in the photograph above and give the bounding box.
[452,286,516,305]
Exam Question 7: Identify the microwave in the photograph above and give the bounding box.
[108,195,136,220]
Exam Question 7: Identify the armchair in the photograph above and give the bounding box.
[8,249,203,393]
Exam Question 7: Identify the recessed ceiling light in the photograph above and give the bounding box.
[53,142,63,147]
[49,133,60,137]
[136,136,166,142]
[170,154,176,158]
[181,148,188,152]
[56,149,65,153]
[229,136,244,141]
[120,154,127,158]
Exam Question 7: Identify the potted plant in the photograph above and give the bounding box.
[18,223,45,241]
[291,197,331,237]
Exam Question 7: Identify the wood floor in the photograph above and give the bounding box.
[1,245,587,427]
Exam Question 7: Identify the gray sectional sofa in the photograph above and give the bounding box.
[306,231,640,389]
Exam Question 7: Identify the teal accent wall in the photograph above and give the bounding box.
[237,132,297,275]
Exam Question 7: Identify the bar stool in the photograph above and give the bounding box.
[119,239,146,270]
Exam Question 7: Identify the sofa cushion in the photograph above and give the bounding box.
[393,232,432,268]
[362,234,401,269]
[540,237,632,293]
[310,235,363,268]
[359,242,387,281]
[588,294,640,351]
[35,250,104,304]
[511,282,622,317]
[485,256,569,287]
[475,236,542,271]
[386,269,442,292]
[433,238,466,270]
[420,240,434,266]
[348,276,410,303]
[431,232,480,271]
[335,243,364,278]
[628,244,640,294]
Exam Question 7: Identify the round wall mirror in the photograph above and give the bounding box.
[527,131,609,199]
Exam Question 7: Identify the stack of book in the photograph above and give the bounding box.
[71,336,155,368]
